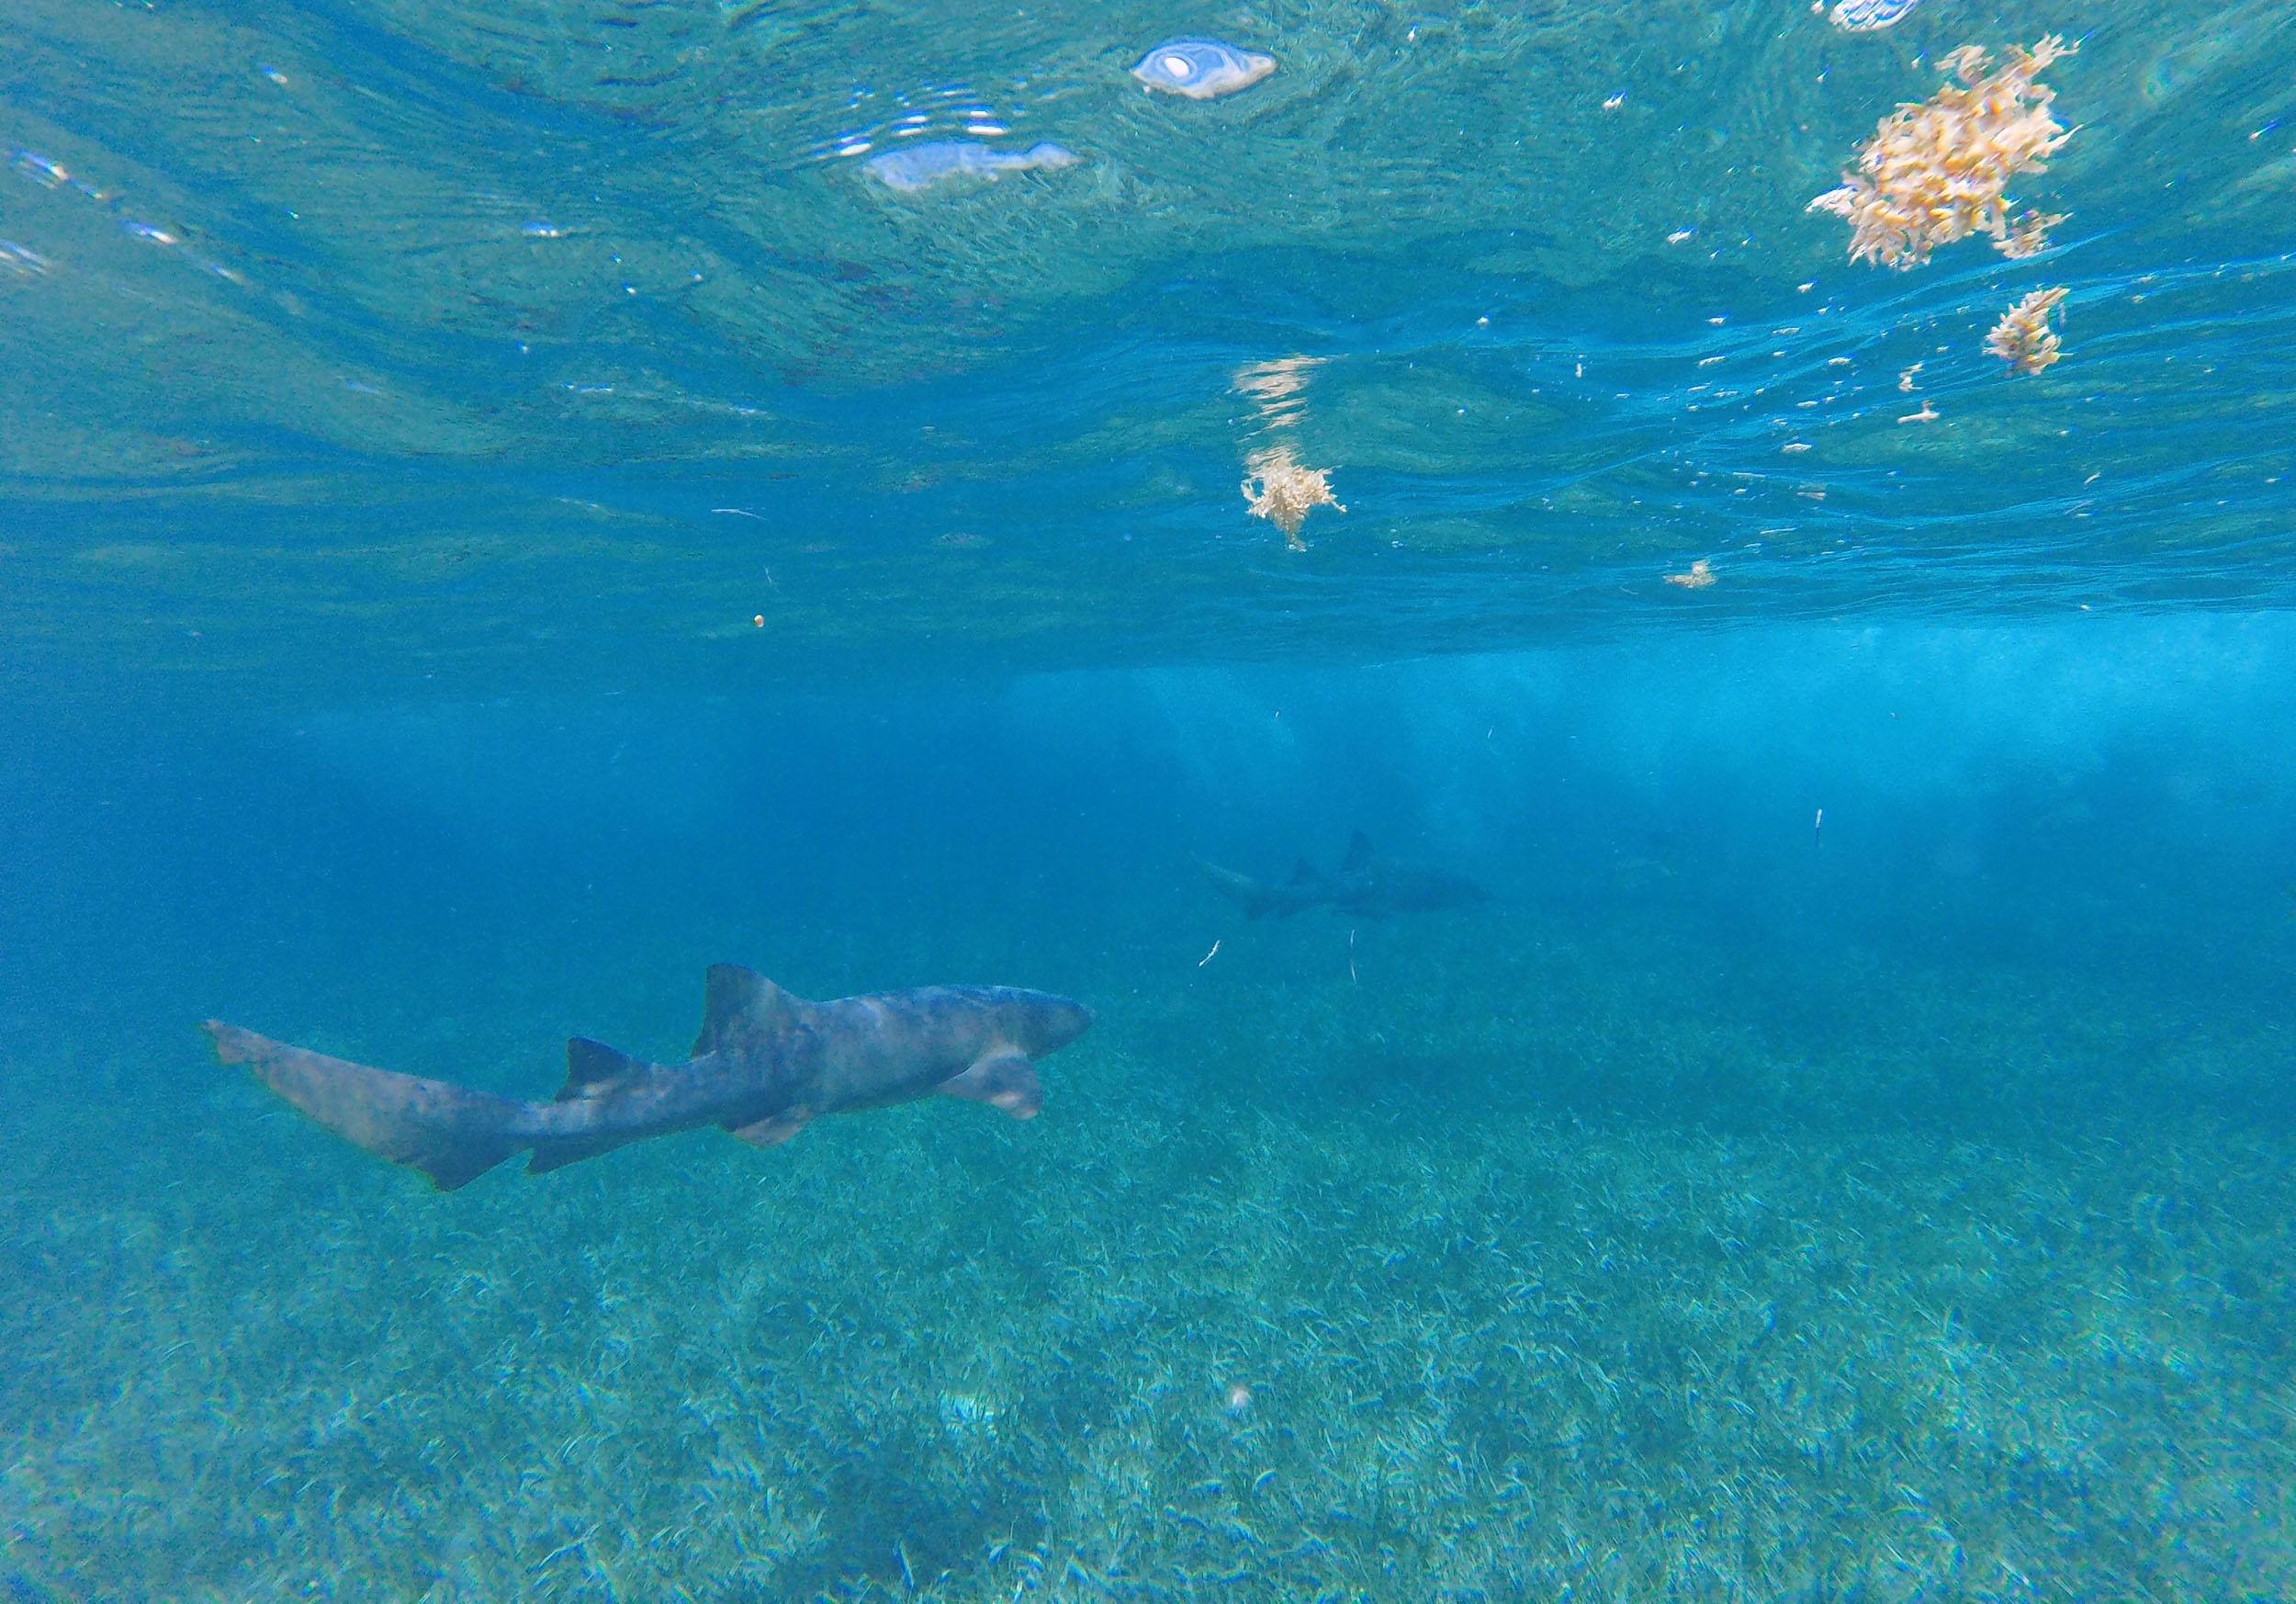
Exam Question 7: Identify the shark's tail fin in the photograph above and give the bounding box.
[205,1021,531,1192]
[1192,854,1290,919]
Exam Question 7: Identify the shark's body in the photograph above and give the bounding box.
[1196,831,1491,920]
[205,965,1091,1191]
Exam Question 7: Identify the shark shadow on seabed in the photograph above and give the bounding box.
[1194,831,1491,920]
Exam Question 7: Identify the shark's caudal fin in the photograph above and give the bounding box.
[1193,855,1286,919]
[205,1021,530,1192]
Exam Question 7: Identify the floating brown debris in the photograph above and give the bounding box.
[1985,286,2069,374]
[1998,209,2068,260]
[1663,559,1716,589]
[1809,37,2077,270]
[1242,445,1345,549]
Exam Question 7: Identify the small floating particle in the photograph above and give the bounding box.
[1827,0,1924,31]
[863,140,1077,192]
[752,614,764,627]
[1667,226,1697,244]
[1985,286,2068,374]
[1224,1384,1253,1415]
[1603,93,1626,111]
[1897,361,1923,391]
[1664,559,1716,589]
[1131,38,1276,99]
[258,63,290,85]
[1783,441,1813,453]
[12,151,69,186]
[1898,399,1941,423]
[523,221,567,239]
[123,221,180,245]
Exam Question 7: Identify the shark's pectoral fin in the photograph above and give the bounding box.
[726,1107,813,1147]
[939,1050,1043,1121]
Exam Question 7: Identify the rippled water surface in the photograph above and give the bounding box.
[6,0,2295,687]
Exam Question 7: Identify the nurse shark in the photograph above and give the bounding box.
[205,965,1091,1192]
[1196,832,1491,920]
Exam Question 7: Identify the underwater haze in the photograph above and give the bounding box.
[5,0,2295,1599]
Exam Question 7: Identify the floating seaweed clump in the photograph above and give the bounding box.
[1242,445,1344,548]
[1986,286,2069,374]
[1810,37,2077,269]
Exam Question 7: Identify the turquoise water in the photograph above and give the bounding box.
[6,2,2296,1599]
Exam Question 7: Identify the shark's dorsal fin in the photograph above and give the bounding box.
[1289,857,1322,886]
[694,964,801,1058]
[1342,831,1376,871]
[559,1038,641,1101]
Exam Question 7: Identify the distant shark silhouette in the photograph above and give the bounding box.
[205,965,1092,1191]
[1196,831,1491,920]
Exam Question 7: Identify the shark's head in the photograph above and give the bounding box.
[1000,990,1094,1057]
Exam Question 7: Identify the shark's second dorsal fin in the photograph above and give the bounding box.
[1289,857,1322,886]
[559,1038,642,1101]
[1342,831,1376,871]
[694,964,801,1058]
